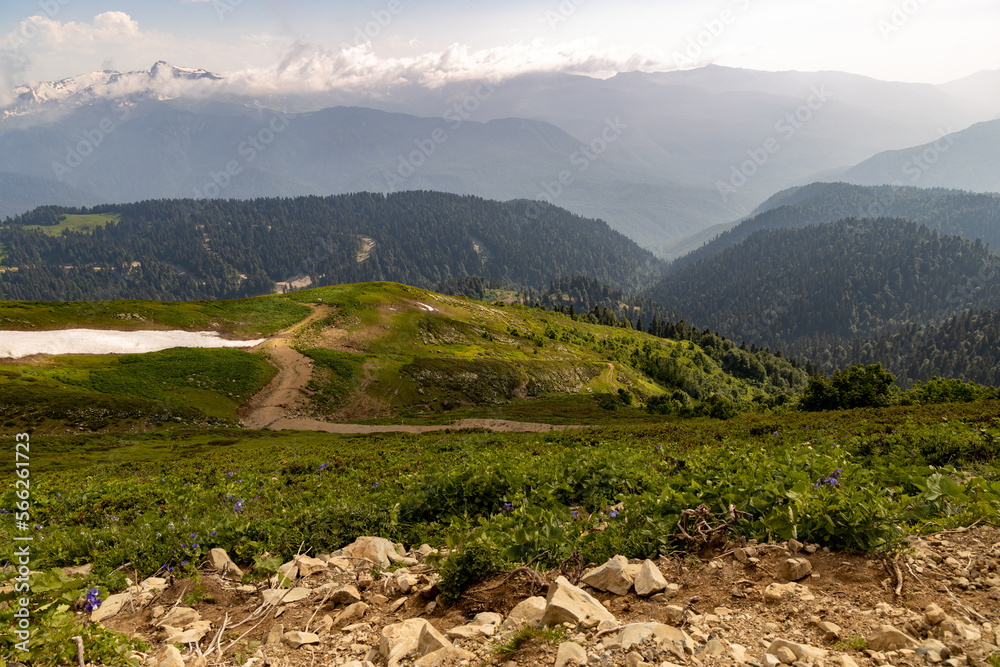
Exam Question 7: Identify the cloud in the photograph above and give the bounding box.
[224,38,671,94]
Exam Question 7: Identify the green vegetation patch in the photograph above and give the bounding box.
[23,213,120,236]
[298,348,366,409]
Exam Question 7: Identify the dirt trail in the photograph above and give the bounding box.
[239,306,583,434]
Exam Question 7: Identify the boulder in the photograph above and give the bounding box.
[868,624,918,651]
[341,536,406,568]
[633,559,668,596]
[923,602,948,625]
[380,619,453,667]
[414,646,477,667]
[293,555,328,577]
[581,555,634,595]
[154,606,200,629]
[91,592,128,623]
[780,557,813,581]
[151,645,184,667]
[541,576,617,628]
[207,548,244,580]
[335,601,369,627]
[163,620,212,643]
[502,596,547,630]
[765,638,827,665]
[262,587,312,606]
[555,641,588,667]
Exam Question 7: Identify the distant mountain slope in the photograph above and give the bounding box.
[670,183,1000,271]
[4,63,997,249]
[785,308,1000,389]
[835,119,1000,193]
[0,193,664,301]
[0,172,100,219]
[645,218,1000,346]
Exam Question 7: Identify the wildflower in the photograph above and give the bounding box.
[181,543,187,549]
[827,478,840,487]
[0,509,7,514]
[34,524,41,531]
[210,530,217,537]
[832,469,844,477]
[227,472,233,478]
[234,499,244,513]
[501,502,513,512]
[372,481,380,488]
[190,532,197,539]
[193,543,199,548]
[83,588,101,613]
[181,560,189,567]
[607,509,620,518]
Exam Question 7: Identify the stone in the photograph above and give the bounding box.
[445,623,492,639]
[773,646,797,664]
[395,572,420,593]
[472,612,503,626]
[581,555,634,595]
[313,614,333,635]
[63,563,94,578]
[781,557,813,581]
[341,536,407,568]
[266,623,283,645]
[335,602,369,627]
[734,548,749,563]
[262,587,312,606]
[163,621,212,643]
[277,561,299,583]
[764,582,810,602]
[417,621,451,655]
[380,619,453,667]
[330,584,363,605]
[819,621,843,640]
[924,603,948,625]
[624,652,646,667]
[868,625,918,651]
[502,596,547,630]
[294,555,328,577]
[634,559,668,596]
[154,606,200,629]
[414,647,477,667]
[837,655,860,667]
[152,645,184,667]
[90,592,129,623]
[765,638,827,665]
[282,631,320,648]
[541,576,617,628]
[555,641,588,667]
[787,539,804,553]
[208,548,244,580]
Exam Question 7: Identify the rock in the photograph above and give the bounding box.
[445,623,492,639]
[329,584,363,605]
[780,557,813,581]
[868,624,918,651]
[818,621,843,640]
[773,646,797,664]
[282,631,320,648]
[154,606,200,629]
[63,564,94,578]
[663,605,685,624]
[541,576,617,628]
[581,555,634,595]
[208,548,244,580]
[163,621,212,643]
[612,623,693,661]
[152,645,185,667]
[837,655,860,667]
[765,638,827,665]
[502,596,547,630]
[335,602,369,627]
[624,652,646,667]
[262,587,312,606]
[414,647,477,667]
[787,539,804,553]
[294,555,328,577]
[924,603,948,625]
[313,614,333,635]
[91,592,129,623]
[555,641,588,667]
[734,548,749,563]
[277,561,298,583]
[634,559,668,596]
[266,624,283,645]
[417,621,451,655]
[341,536,406,568]
[395,572,420,593]
[380,619,453,667]
[472,612,503,626]
[763,582,812,602]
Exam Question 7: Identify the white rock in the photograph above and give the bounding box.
[502,596,547,630]
[380,618,453,667]
[282,630,320,648]
[581,555,634,595]
[208,548,244,580]
[541,576,617,628]
[293,555,328,577]
[555,641,588,667]
[633,559,668,596]
[91,592,129,623]
[340,536,407,568]
[263,587,312,606]
[152,645,184,667]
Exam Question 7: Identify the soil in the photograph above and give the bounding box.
[100,527,1000,667]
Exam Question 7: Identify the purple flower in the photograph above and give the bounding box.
[501,502,513,512]
[227,472,233,478]
[827,478,840,487]
[181,560,189,567]
[832,469,843,477]
[34,524,41,531]
[193,543,199,548]
[181,543,187,549]
[83,587,101,613]
[190,532,197,539]
[211,530,217,536]
[234,499,244,513]
[607,509,620,518]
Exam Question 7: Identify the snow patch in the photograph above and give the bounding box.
[0,329,267,359]
[416,303,435,312]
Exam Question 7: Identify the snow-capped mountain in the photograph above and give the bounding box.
[3,62,222,119]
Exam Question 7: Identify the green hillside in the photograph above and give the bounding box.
[0,282,805,435]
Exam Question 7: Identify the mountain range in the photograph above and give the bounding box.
[2,62,997,250]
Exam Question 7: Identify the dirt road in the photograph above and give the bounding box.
[239,306,583,434]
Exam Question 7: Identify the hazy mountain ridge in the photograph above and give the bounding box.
[2,63,997,249]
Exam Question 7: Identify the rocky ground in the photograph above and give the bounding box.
[90,528,1000,667]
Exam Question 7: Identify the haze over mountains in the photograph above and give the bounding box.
[1,62,997,250]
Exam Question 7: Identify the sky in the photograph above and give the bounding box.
[1,0,998,94]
